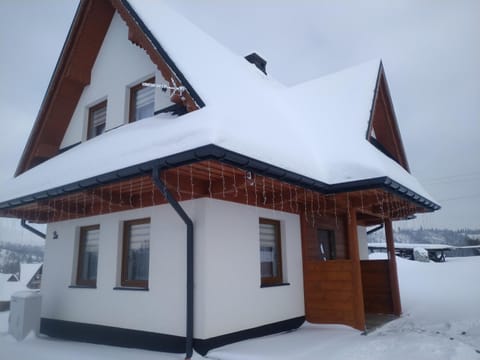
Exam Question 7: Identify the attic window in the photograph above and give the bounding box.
[130,78,155,122]
[87,101,107,140]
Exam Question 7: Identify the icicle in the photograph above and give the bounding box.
[99,187,104,215]
[83,191,87,217]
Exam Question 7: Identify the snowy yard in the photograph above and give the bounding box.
[2,256,480,360]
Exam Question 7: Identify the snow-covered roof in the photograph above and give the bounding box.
[0,0,437,210]
[19,263,42,287]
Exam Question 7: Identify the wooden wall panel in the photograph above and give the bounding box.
[360,260,394,314]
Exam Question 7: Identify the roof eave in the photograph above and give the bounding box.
[0,144,440,213]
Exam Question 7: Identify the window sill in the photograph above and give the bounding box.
[261,282,290,288]
[113,287,149,291]
[69,285,96,289]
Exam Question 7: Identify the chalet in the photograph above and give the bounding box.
[0,0,439,358]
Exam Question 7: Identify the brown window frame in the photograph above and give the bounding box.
[87,100,107,140]
[121,218,151,288]
[76,225,100,287]
[129,77,155,123]
[259,218,283,286]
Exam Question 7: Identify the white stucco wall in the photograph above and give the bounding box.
[60,12,173,149]
[43,202,188,336]
[357,226,369,260]
[42,198,305,339]
[194,199,305,339]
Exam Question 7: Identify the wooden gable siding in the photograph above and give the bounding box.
[301,212,365,331]
[16,0,202,176]
[367,66,410,172]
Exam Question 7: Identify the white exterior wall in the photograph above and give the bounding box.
[194,199,304,339]
[43,202,188,336]
[357,226,369,260]
[60,12,173,149]
[42,198,305,338]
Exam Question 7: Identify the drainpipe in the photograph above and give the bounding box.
[366,224,384,235]
[152,167,194,360]
[20,219,46,239]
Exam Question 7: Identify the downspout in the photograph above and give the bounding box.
[152,167,194,360]
[366,224,384,235]
[20,219,46,239]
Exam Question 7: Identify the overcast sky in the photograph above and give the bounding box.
[0,0,479,230]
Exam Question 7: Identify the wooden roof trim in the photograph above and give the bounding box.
[367,63,410,172]
[15,0,205,176]
[112,0,202,112]
[15,0,115,176]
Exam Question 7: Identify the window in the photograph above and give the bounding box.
[259,218,283,286]
[87,101,107,139]
[121,218,150,288]
[76,225,100,287]
[129,78,155,122]
[318,229,336,260]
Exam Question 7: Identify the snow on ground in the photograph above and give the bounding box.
[1,256,480,359]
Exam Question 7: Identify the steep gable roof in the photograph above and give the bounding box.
[16,0,204,176]
[367,64,410,172]
[0,1,439,214]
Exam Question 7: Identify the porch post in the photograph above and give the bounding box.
[384,218,402,316]
[347,208,366,331]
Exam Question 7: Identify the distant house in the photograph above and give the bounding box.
[0,263,42,311]
[0,0,439,358]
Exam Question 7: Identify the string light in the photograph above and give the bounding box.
[303,189,308,224]
[310,190,315,227]
[244,171,249,205]
[254,174,258,208]
[176,168,182,201]
[208,161,213,198]
[221,163,226,198]
[139,178,143,209]
[280,182,284,212]
[232,167,238,197]
[109,187,113,213]
[294,186,299,213]
[333,194,338,227]
[151,178,156,206]
[262,176,267,206]
[346,193,351,224]
[289,185,293,213]
[271,178,275,211]
[190,164,195,200]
